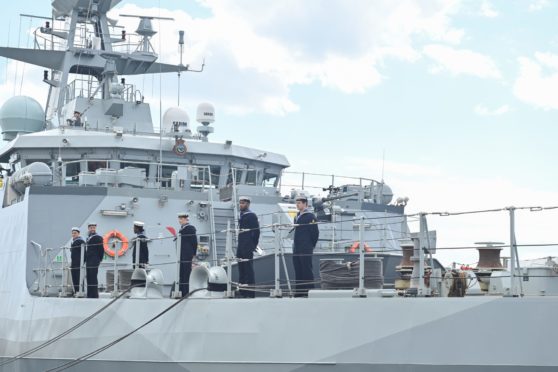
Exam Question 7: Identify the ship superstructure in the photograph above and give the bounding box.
[0,1,557,371]
[0,0,411,296]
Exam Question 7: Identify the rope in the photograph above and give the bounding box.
[0,284,141,368]
[44,288,207,372]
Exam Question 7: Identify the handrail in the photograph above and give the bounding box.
[280,170,382,193]
[63,78,141,104]
[27,204,558,298]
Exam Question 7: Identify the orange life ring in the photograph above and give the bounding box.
[348,242,372,253]
[103,230,129,257]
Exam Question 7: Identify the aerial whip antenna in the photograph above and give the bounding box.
[178,30,184,106]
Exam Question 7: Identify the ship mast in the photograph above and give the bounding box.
[0,0,194,129]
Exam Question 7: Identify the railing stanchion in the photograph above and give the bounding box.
[354,217,366,297]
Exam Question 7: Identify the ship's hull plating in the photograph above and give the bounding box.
[1,295,557,371]
[1,359,555,372]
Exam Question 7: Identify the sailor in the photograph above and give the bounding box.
[70,227,85,295]
[236,196,260,298]
[131,221,149,269]
[292,195,319,297]
[72,111,82,127]
[177,212,198,296]
[85,222,104,298]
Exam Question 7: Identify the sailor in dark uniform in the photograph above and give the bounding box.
[292,195,319,297]
[72,111,82,127]
[70,227,85,295]
[131,221,149,269]
[178,212,197,296]
[236,196,260,298]
[85,222,104,298]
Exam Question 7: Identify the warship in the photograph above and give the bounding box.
[0,1,557,371]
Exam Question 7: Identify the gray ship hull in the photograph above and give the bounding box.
[2,359,555,372]
[1,296,557,371]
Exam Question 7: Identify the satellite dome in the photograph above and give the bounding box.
[196,102,215,125]
[0,96,45,141]
[163,107,190,135]
[380,184,393,204]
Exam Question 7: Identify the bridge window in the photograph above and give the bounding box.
[192,165,220,187]
[226,169,243,185]
[245,169,257,185]
[263,172,278,187]
[88,160,107,172]
[65,162,81,184]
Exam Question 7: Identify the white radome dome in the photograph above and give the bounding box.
[0,96,45,141]
[163,107,190,134]
[196,102,215,125]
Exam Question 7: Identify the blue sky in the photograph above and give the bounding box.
[1,0,557,264]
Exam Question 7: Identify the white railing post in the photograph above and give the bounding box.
[231,168,239,242]
[410,213,430,297]
[271,222,283,298]
[225,220,234,298]
[76,243,85,297]
[172,230,182,298]
[508,207,523,297]
[60,246,68,297]
[43,248,52,297]
[135,238,140,268]
[207,165,218,266]
[112,240,119,297]
[419,213,430,296]
[354,217,367,297]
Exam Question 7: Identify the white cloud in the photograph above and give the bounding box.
[479,1,499,17]
[513,53,558,110]
[315,54,383,94]
[107,1,466,115]
[0,61,46,110]
[532,52,558,69]
[529,0,550,12]
[0,1,471,118]
[474,104,511,116]
[423,44,501,79]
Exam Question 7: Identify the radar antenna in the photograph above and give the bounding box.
[119,14,174,53]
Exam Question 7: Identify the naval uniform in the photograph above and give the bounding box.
[85,232,104,298]
[70,236,85,294]
[292,208,319,297]
[132,230,149,268]
[179,223,198,296]
[236,209,260,298]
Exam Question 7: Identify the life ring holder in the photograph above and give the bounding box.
[348,242,372,253]
[103,229,129,257]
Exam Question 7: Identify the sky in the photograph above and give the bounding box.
[0,0,557,266]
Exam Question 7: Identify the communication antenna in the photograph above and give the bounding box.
[381,149,386,183]
[175,30,206,105]
[178,30,184,106]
